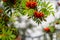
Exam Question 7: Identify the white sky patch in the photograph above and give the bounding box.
[46,14,55,23]
[55,11,60,19]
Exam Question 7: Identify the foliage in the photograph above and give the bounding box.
[3,0,21,16]
[0,1,18,40]
[2,0,55,24]
[38,1,54,16]
[0,28,16,40]
[0,0,56,40]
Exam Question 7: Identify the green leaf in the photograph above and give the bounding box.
[46,2,50,7]
[10,35,16,39]
[43,1,46,7]
[0,36,2,39]
[23,10,28,15]
[49,26,55,33]
[28,9,34,16]
[48,8,54,10]
[41,8,50,16]
[47,5,53,9]
[23,9,34,16]
[51,11,54,16]
[21,0,26,8]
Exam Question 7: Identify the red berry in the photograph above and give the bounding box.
[39,12,44,17]
[30,2,37,8]
[26,2,31,8]
[34,11,39,18]
[44,27,50,32]
[26,1,37,8]
[34,11,44,18]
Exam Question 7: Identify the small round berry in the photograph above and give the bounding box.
[26,1,37,8]
[44,27,50,32]
[34,11,44,18]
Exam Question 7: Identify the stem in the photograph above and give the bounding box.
[22,29,26,40]
[44,33,47,40]
[49,33,53,40]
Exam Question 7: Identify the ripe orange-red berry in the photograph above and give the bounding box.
[26,1,37,8]
[34,11,44,18]
[44,27,50,32]
[39,12,44,17]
